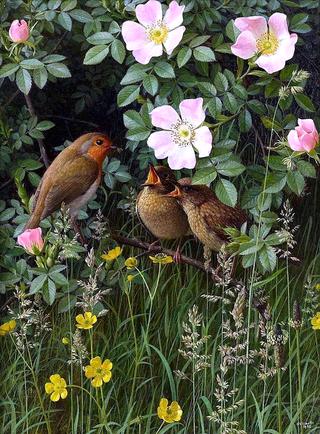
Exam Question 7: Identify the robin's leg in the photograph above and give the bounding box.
[203,245,212,271]
[71,217,86,244]
[173,240,182,263]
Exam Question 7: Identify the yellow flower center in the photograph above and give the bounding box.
[149,25,168,44]
[256,31,279,55]
[178,125,191,139]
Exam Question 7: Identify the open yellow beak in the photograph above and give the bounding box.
[165,184,182,198]
[142,165,162,187]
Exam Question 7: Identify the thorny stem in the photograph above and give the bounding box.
[24,94,50,168]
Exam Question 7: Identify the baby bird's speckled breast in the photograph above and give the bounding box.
[183,203,224,252]
[137,188,190,240]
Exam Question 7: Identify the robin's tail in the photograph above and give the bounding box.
[24,212,41,230]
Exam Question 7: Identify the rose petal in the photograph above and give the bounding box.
[256,53,286,74]
[231,30,257,60]
[136,0,162,27]
[147,131,176,159]
[299,132,317,152]
[163,26,185,54]
[150,105,180,129]
[121,21,149,50]
[298,118,316,134]
[168,145,196,170]
[193,126,212,157]
[132,42,163,64]
[163,1,185,30]
[276,33,298,61]
[179,98,205,128]
[234,16,267,38]
[268,13,290,39]
[288,129,304,151]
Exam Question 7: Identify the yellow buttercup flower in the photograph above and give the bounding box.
[45,374,68,402]
[76,312,97,330]
[0,319,16,336]
[157,398,182,423]
[127,274,135,282]
[315,283,320,290]
[149,253,174,264]
[101,246,122,261]
[125,257,138,269]
[311,312,320,330]
[62,337,69,345]
[85,356,113,388]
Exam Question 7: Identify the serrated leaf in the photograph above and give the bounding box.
[87,32,114,45]
[58,11,72,31]
[143,75,158,96]
[20,59,44,70]
[238,109,252,132]
[154,61,175,78]
[296,160,316,178]
[223,92,238,113]
[264,173,287,193]
[0,63,19,78]
[177,47,192,68]
[216,159,245,177]
[192,167,217,184]
[16,69,32,94]
[30,274,47,295]
[43,278,56,305]
[83,45,109,65]
[37,120,55,131]
[207,97,222,118]
[193,46,215,62]
[294,94,315,112]
[117,85,140,107]
[126,126,150,141]
[120,64,150,85]
[32,67,48,89]
[258,245,277,272]
[287,170,305,195]
[214,72,228,92]
[69,9,92,23]
[215,179,237,207]
[47,62,71,78]
[111,39,126,64]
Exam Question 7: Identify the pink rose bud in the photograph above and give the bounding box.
[287,119,319,153]
[17,228,44,255]
[9,19,30,43]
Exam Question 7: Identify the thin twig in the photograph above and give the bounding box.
[24,94,50,168]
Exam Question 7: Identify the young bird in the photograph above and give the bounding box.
[25,132,116,234]
[166,184,247,263]
[136,165,190,259]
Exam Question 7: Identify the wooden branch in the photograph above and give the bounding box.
[24,94,50,168]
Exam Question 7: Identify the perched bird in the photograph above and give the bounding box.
[25,132,116,234]
[166,184,247,254]
[136,165,190,259]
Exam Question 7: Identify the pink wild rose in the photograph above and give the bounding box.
[147,98,212,170]
[17,228,44,255]
[122,0,185,64]
[9,19,30,43]
[287,119,319,153]
[231,13,297,74]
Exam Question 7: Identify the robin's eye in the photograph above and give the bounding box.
[96,139,103,146]
[184,186,191,192]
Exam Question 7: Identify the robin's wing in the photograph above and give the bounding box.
[201,198,247,241]
[40,155,99,220]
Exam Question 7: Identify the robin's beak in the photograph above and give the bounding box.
[165,184,182,198]
[142,165,161,187]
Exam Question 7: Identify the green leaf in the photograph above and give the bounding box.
[42,54,66,63]
[193,46,216,62]
[216,159,245,177]
[154,61,175,79]
[192,167,217,185]
[50,271,68,286]
[207,97,222,118]
[294,94,315,112]
[238,109,252,132]
[120,64,150,85]
[20,59,44,70]
[16,69,32,94]
[264,173,287,194]
[32,67,48,89]
[61,0,77,11]
[117,85,140,107]
[123,110,145,129]
[0,208,15,222]
[177,47,192,68]
[58,294,77,313]
[261,116,283,131]
[126,126,150,141]
[87,32,114,45]
[247,99,266,115]
[189,35,211,48]
[83,45,109,65]
[197,82,216,97]
[215,179,237,207]
[58,11,72,31]
[214,72,228,92]
[47,62,71,78]
[37,120,55,131]
[30,274,47,295]
[69,9,93,23]
[225,19,239,42]
[258,245,277,272]
[0,63,19,78]
[43,278,56,305]
[223,92,238,114]
[143,75,158,96]
[296,160,316,178]
[287,170,305,196]
[111,39,126,64]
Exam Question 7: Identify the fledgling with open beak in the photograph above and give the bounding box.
[24,132,117,239]
[166,183,247,265]
[136,165,191,260]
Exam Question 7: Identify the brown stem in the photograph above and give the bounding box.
[24,94,50,168]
